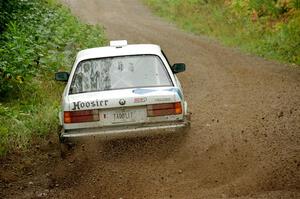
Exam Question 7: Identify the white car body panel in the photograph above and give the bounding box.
[63,87,183,129]
[58,41,189,140]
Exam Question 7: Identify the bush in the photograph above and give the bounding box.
[0,0,107,97]
[0,0,24,33]
[0,0,107,155]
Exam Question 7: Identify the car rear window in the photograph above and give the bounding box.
[69,55,172,94]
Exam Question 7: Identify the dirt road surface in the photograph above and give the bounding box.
[1,0,300,198]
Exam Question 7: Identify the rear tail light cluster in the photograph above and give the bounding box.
[147,102,182,117]
[64,102,183,123]
[64,110,99,123]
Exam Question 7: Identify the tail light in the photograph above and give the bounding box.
[64,110,99,123]
[147,102,182,117]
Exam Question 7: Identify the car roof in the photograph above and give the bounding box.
[76,42,162,62]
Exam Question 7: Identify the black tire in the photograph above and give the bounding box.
[59,134,75,159]
[60,142,69,159]
[58,127,70,159]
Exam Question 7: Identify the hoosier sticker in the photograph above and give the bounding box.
[72,100,108,110]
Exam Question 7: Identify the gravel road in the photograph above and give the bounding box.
[1,0,299,198]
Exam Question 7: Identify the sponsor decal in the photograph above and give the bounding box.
[119,99,126,106]
[155,97,171,102]
[132,88,157,95]
[72,100,108,111]
[134,97,147,103]
[133,88,183,100]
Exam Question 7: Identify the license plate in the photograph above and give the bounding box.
[113,110,136,123]
[100,107,147,125]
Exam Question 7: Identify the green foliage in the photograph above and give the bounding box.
[260,13,300,63]
[143,0,300,65]
[0,125,9,155]
[0,0,107,156]
[0,78,64,155]
[0,0,107,97]
[0,0,24,33]
[249,0,280,17]
[291,0,300,9]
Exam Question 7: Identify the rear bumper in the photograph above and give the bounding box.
[60,120,190,142]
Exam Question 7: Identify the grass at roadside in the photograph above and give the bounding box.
[0,0,107,156]
[143,0,300,65]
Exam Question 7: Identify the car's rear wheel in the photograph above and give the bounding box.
[58,129,74,159]
[60,140,77,159]
[60,142,68,159]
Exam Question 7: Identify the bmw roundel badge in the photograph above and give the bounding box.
[119,99,126,106]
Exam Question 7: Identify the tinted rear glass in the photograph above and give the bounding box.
[69,55,172,94]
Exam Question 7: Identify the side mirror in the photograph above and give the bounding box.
[55,72,69,82]
[172,63,186,74]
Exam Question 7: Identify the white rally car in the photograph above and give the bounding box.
[55,40,190,144]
